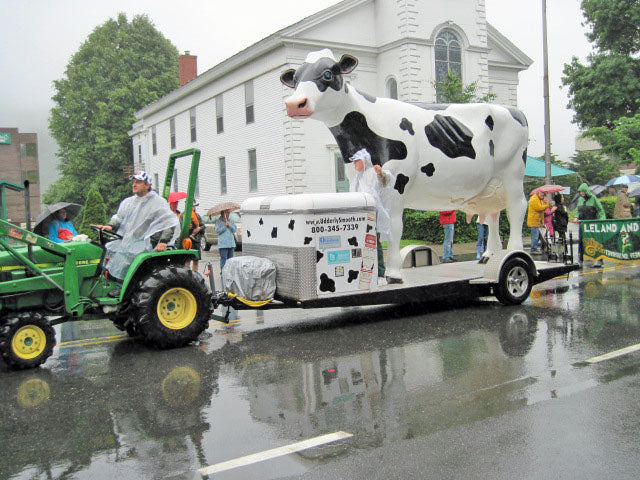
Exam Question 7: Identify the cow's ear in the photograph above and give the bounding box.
[280,69,296,88]
[338,55,358,74]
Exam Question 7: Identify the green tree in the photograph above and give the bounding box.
[433,70,497,103]
[78,188,108,240]
[46,13,178,211]
[584,111,640,165]
[567,151,620,186]
[561,0,640,129]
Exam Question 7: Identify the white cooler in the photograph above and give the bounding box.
[241,193,378,302]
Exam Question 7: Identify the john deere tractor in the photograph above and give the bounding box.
[0,149,211,370]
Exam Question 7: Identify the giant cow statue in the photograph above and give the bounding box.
[281,49,528,283]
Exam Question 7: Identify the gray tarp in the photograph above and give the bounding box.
[222,256,276,301]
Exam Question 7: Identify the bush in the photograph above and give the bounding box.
[599,196,615,219]
[401,209,518,243]
[79,188,108,240]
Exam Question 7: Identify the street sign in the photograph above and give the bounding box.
[0,133,11,145]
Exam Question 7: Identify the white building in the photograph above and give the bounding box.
[128,0,532,213]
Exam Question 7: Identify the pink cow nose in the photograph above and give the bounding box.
[285,97,313,118]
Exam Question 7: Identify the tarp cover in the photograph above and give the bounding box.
[222,256,276,301]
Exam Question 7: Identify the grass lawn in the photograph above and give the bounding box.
[381,239,428,249]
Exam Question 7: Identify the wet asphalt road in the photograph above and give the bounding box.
[1,259,640,479]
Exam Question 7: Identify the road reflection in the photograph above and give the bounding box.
[3,273,640,478]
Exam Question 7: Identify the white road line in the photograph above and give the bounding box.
[198,431,353,476]
[585,343,640,364]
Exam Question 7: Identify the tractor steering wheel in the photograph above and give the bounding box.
[90,225,123,245]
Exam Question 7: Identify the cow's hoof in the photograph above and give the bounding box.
[386,276,403,284]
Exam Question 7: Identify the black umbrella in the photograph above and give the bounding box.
[33,202,82,236]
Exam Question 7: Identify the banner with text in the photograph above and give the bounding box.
[581,218,640,261]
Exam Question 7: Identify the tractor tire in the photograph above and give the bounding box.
[0,312,56,369]
[131,266,211,349]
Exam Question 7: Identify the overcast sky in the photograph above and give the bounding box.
[1,0,592,193]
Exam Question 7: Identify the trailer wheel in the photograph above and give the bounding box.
[494,257,533,306]
[132,266,210,348]
[0,312,56,369]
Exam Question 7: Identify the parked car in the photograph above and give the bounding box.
[202,212,242,251]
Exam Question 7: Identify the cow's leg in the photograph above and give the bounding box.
[384,205,404,283]
[504,178,527,251]
[483,213,501,260]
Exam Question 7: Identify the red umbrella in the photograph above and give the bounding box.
[531,184,565,196]
[168,192,187,203]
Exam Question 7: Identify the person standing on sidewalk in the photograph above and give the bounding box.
[439,210,457,263]
[614,184,632,219]
[216,209,237,271]
[573,183,606,267]
[527,190,549,254]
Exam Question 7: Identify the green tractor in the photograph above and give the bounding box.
[0,149,211,370]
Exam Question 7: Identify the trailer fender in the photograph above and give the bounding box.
[481,250,537,284]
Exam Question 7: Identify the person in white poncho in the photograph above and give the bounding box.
[349,149,395,286]
[98,171,179,282]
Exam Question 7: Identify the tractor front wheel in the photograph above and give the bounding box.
[132,266,210,348]
[0,312,56,369]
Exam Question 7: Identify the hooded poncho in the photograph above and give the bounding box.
[349,149,395,236]
[105,190,179,280]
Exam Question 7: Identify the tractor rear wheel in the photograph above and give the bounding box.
[131,266,210,348]
[0,312,56,369]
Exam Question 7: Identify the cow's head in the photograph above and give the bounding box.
[280,49,358,120]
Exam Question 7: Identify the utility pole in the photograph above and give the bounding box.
[542,0,552,185]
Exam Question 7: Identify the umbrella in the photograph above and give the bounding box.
[525,156,576,177]
[33,202,82,236]
[207,202,240,216]
[604,174,640,187]
[531,184,565,195]
[168,191,187,203]
[628,186,640,198]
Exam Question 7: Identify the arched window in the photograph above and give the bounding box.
[435,30,462,101]
[386,77,398,100]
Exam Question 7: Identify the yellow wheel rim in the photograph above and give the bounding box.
[17,378,51,408]
[12,325,47,360]
[156,287,198,330]
[161,366,201,407]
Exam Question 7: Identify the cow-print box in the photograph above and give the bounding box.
[241,193,378,300]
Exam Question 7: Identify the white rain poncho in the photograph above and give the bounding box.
[105,190,179,280]
[349,149,395,236]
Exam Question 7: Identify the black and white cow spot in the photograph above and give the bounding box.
[485,115,494,131]
[329,111,408,166]
[399,118,415,135]
[259,218,264,226]
[288,219,295,230]
[489,139,494,156]
[247,230,251,238]
[348,270,359,283]
[425,115,476,159]
[316,251,324,263]
[304,237,312,245]
[522,148,527,164]
[394,173,410,194]
[348,236,358,247]
[366,224,373,233]
[319,273,336,293]
[420,163,435,177]
[271,227,278,238]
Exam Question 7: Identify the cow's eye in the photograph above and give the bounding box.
[322,70,333,81]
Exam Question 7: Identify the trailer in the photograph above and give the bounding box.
[208,193,579,321]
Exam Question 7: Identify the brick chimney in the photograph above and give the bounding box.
[179,51,197,86]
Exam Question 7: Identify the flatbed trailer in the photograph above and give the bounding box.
[209,249,579,321]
